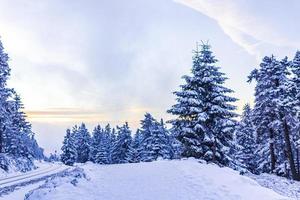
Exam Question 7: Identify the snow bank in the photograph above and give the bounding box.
[24,159,290,200]
[24,167,88,200]
[0,154,36,177]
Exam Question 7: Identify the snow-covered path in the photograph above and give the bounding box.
[0,163,69,199]
[29,159,290,200]
[0,164,68,188]
[0,164,65,188]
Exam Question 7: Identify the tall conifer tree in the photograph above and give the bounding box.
[168,43,237,165]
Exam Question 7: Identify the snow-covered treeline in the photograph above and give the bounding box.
[0,39,44,171]
[168,43,300,181]
[60,113,181,166]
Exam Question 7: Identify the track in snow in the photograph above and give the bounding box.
[0,165,65,188]
[0,164,69,197]
[0,165,53,184]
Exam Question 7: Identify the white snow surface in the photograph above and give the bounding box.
[25,159,290,200]
[247,173,300,199]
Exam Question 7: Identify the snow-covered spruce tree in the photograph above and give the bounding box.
[20,133,44,160]
[0,39,43,161]
[234,104,257,173]
[104,124,114,164]
[249,57,279,173]
[143,119,172,161]
[61,129,77,166]
[111,122,132,164]
[2,94,24,157]
[158,119,174,159]
[139,113,172,161]
[89,124,110,164]
[128,129,143,163]
[126,142,139,163]
[291,51,300,174]
[248,61,276,173]
[292,51,300,99]
[94,144,109,164]
[277,57,299,178]
[106,126,117,163]
[0,39,12,153]
[73,123,91,163]
[291,52,300,132]
[48,151,60,162]
[110,127,117,147]
[167,43,237,166]
[249,55,300,180]
[168,126,183,159]
[140,113,156,140]
[4,92,34,158]
[89,125,102,162]
[138,113,157,160]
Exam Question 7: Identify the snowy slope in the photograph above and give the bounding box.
[25,159,290,200]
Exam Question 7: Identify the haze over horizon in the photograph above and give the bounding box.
[0,0,299,154]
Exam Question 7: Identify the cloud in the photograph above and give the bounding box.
[25,108,106,120]
[0,3,93,111]
[0,0,264,153]
[175,0,300,59]
[25,106,154,123]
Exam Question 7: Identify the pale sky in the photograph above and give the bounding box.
[0,0,298,154]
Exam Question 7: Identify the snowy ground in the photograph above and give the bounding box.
[0,182,43,200]
[247,173,300,199]
[24,159,291,200]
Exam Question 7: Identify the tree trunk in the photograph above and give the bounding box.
[269,128,276,173]
[212,138,216,162]
[282,118,300,181]
[0,124,3,153]
[284,162,288,178]
[297,148,300,174]
[0,132,2,153]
